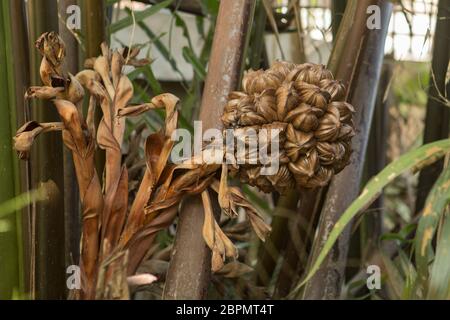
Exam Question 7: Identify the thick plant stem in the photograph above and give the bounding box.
[327,0,360,76]
[415,0,450,214]
[273,189,323,298]
[10,0,32,297]
[331,0,348,41]
[145,0,204,16]
[361,60,392,260]
[301,0,393,300]
[261,0,350,295]
[81,0,106,58]
[27,0,66,300]
[0,0,27,299]
[254,192,298,287]
[163,0,256,300]
[81,0,106,179]
[249,0,267,70]
[58,0,82,272]
[345,60,393,283]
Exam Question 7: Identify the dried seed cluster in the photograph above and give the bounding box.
[222,61,356,192]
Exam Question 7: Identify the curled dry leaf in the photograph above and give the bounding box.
[202,190,238,272]
[35,32,65,86]
[94,56,115,99]
[214,166,271,242]
[121,46,152,67]
[53,99,102,299]
[25,86,64,100]
[14,121,64,160]
[35,32,65,70]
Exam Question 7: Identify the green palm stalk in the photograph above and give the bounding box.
[0,0,25,300]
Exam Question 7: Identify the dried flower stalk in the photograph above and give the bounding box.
[14,32,272,299]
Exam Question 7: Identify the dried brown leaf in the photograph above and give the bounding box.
[202,191,216,250]
[25,86,64,100]
[94,56,115,99]
[14,121,64,159]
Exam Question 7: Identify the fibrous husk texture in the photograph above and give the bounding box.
[222,61,356,193]
[13,32,270,299]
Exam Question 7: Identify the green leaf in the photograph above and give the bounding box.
[0,0,26,298]
[427,214,450,299]
[131,10,187,83]
[174,13,195,52]
[199,0,220,16]
[109,0,174,34]
[0,188,46,220]
[142,65,164,95]
[182,47,206,81]
[396,250,418,299]
[295,139,450,291]
[380,251,404,299]
[106,0,121,5]
[380,223,416,244]
[415,163,450,292]
[195,15,206,40]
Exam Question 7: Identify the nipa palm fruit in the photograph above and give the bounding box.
[222,61,355,193]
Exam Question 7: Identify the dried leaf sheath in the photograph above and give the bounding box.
[54,99,103,298]
[119,94,181,247]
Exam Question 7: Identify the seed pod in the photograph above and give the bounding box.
[295,82,331,111]
[284,124,316,162]
[276,82,301,120]
[242,69,281,95]
[316,142,345,166]
[254,89,278,122]
[329,101,355,124]
[314,105,341,142]
[320,79,346,102]
[307,166,334,187]
[284,103,320,132]
[289,149,319,179]
[266,165,296,193]
[268,60,296,81]
[239,166,273,193]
